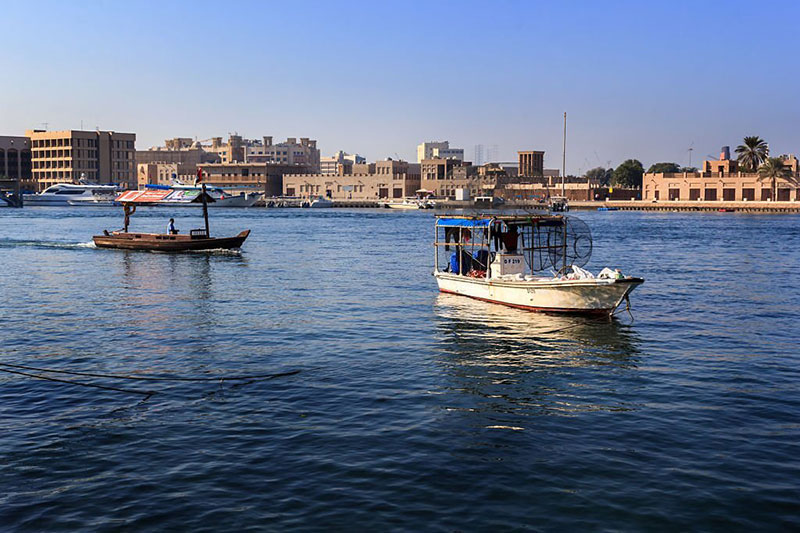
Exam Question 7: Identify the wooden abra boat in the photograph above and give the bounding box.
[93,229,250,251]
[93,178,250,252]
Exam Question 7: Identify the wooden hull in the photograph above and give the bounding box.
[93,230,250,252]
[435,272,643,315]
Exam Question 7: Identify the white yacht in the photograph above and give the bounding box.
[24,183,120,206]
[139,184,262,208]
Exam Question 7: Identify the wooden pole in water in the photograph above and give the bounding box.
[562,112,567,197]
[201,183,210,237]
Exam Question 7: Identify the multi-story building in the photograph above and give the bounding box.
[243,136,320,171]
[27,129,136,190]
[320,151,365,175]
[137,162,181,187]
[518,150,545,177]
[283,159,420,200]
[643,149,800,202]
[0,135,32,182]
[137,138,218,185]
[141,135,321,172]
[420,158,474,197]
[199,161,315,196]
[417,141,464,163]
[137,139,219,167]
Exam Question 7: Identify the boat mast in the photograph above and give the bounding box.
[562,112,567,197]
[201,183,210,237]
[197,167,210,237]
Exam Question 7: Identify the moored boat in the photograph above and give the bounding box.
[306,196,333,208]
[433,214,643,315]
[383,197,435,209]
[139,184,261,208]
[24,183,120,206]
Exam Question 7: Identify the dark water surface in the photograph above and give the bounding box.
[1,207,798,530]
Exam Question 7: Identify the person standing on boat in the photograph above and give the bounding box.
[167,218,178,235]
[123,204,135,232]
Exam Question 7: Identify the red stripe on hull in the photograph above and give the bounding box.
[439,289,612,316]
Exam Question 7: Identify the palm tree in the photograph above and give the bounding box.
[757,157,791,200]
[735,136,769,172]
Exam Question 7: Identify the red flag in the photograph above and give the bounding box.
[196,167,203,184]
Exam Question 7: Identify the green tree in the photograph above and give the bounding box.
[646,162,681,174]
[680,166,698,173]
[757,157,793,200]
[585,166,612,186]
[612,159,644,188]
[735,136,769,172]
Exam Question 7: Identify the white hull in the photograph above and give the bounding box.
[148,194,261,208]
[434,272,642,314]
[24,184,120,206]
[384,199,435,209]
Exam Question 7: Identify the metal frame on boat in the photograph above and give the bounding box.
[433,214,643,315]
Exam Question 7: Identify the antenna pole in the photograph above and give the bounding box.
[562,112,567,196]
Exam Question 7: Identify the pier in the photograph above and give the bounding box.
[0,177,22,207]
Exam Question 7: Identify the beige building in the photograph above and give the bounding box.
[283,159,420,200]
[200,162,313,196]
[320,151,365,175]
[27,129,136,190]
[137,139,219,172]
[420,158,475,197]
[0,135,32,182]
[243,136,320,171]
[417,141,464,163]
[518,150,544,177]
[644,153,800,202]
[137,162,182,187]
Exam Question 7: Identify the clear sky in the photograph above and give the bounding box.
[2,0,798,174]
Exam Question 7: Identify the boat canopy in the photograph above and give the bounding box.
[116,188,215,204]
[117,189,172,203]
[436,218,493,228]
[435,215,565,228]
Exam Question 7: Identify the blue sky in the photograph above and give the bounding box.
[2,0,798,173]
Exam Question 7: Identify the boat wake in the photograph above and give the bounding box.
[0,238,97,250]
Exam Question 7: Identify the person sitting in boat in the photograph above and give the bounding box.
[501,224,519,252]
[167,218,178,235]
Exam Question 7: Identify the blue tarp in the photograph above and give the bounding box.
[436,218,492,228]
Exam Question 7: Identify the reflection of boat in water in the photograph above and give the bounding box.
[435,292,639,356]
[433,291,641,422]
[93,184,250,252]
[434,214,643,315]
[24,183,120,206]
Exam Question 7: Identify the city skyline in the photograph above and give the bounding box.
[3,0,799,174]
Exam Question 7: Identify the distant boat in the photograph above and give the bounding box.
[307,196,333,208]
[597,206,618,211]
[549,196,569,212]
[142,184,261,208]
[383,198,435,209]
[24,183,120,206]
[93,184,250,252]
[433,214,643,315]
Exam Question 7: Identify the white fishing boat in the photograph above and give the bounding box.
[23,183,120,206]
[433,214,643,315]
